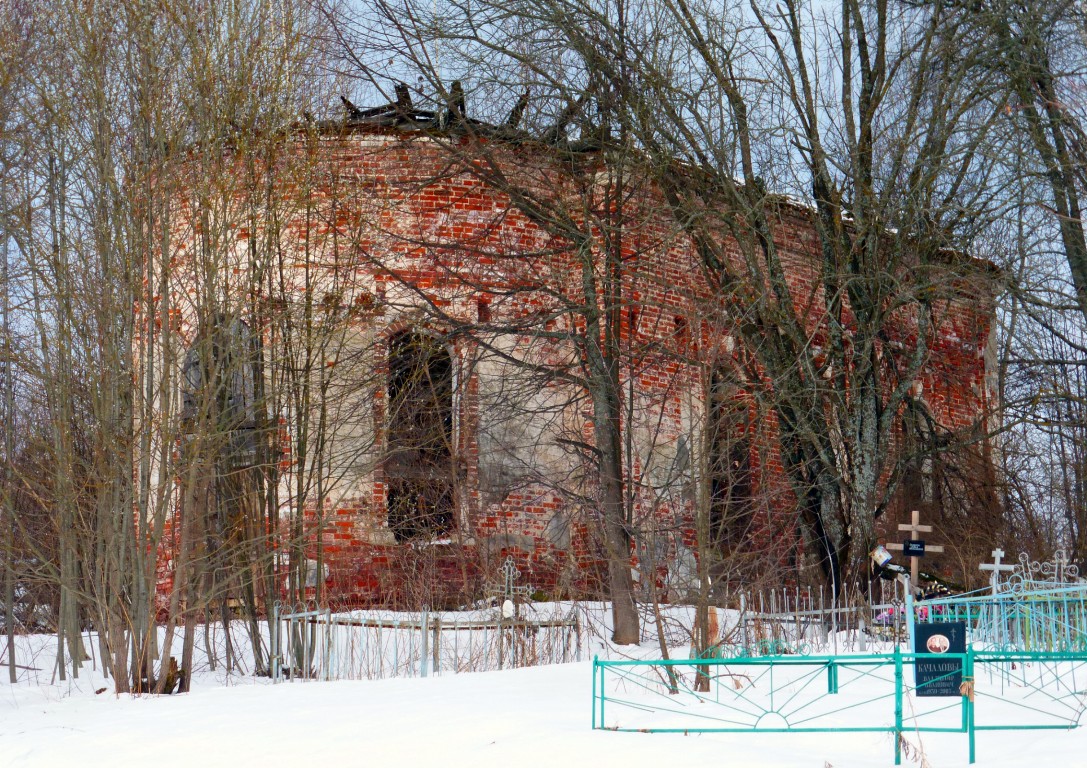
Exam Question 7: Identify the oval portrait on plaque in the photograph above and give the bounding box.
[926,634,951,654]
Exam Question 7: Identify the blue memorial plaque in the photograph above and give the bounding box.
[914,622,965,697]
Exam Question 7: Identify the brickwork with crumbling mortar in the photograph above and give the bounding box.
[153,125,996,610]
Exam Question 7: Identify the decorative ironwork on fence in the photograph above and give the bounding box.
[918,586,1087,652]
[592,649,1087,764]
[915,553,1087,652]
[270,602,581,681]
[720,553,1087,656]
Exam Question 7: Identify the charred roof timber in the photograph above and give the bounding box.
[394,82,413,111]
[439,80,467,129]
[331,81,608,152]
[541,93,589,145]
[506,89,529,128]
[339,91,436,124]
[336,83,460,129]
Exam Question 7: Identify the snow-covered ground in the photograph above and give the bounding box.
[2,609,1086,767]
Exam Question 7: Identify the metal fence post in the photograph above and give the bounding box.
[831,582,838,656]
[598,657,605,727]
[966,646,976,764]
[288,611,296,682]
[419,607,429,678]
[432,617,441,675]
[393,619,400,675]
[740,593,749,653]
[905,577,916,651]
[271,601,279,682]
[323,608,331,682]
[894,646,903,766]
[592,656,598,729]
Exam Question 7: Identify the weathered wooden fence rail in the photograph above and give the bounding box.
[271,603,582,681]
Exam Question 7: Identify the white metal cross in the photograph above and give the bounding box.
[979,548,1015,595]
[501,556,521,598]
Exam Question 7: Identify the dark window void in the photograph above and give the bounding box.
[900,402,941,513]
[709,369,754,557]
[181,316,260,468]
[385,331,455,542]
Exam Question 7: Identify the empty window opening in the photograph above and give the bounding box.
[181,315,260,468]
[708,370,754,561]
[385,330,455,542]
[901,404,941,513]
[178,315,263,611]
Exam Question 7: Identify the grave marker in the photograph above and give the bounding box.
[887,509,944,588]
[914,621,966,697]
[979,548,1015,595]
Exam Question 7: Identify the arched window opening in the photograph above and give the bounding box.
[180,315,260,468]
[708,368,754,562]
[900,401,942,514]
[385,330,455,542]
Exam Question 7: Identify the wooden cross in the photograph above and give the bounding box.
[887,510,944,587]
[979,548,1015,595]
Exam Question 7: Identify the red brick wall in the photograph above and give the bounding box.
[155,125,996,608]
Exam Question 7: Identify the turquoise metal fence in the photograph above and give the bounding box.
[920,585,1087,651]
[592,649,1087,764]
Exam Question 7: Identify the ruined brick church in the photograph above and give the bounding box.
[156,92,998,611]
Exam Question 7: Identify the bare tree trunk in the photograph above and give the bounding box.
[2,233,15,683]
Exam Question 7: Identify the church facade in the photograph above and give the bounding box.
[152,103,998,611]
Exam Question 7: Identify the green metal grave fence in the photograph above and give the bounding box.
[592,649,1087,764]
[920,586,1087,652]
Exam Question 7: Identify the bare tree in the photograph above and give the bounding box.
[0,0,341,693]
[954,0,1087,327]
[332,0,1002,600]
[0,0,34,684]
